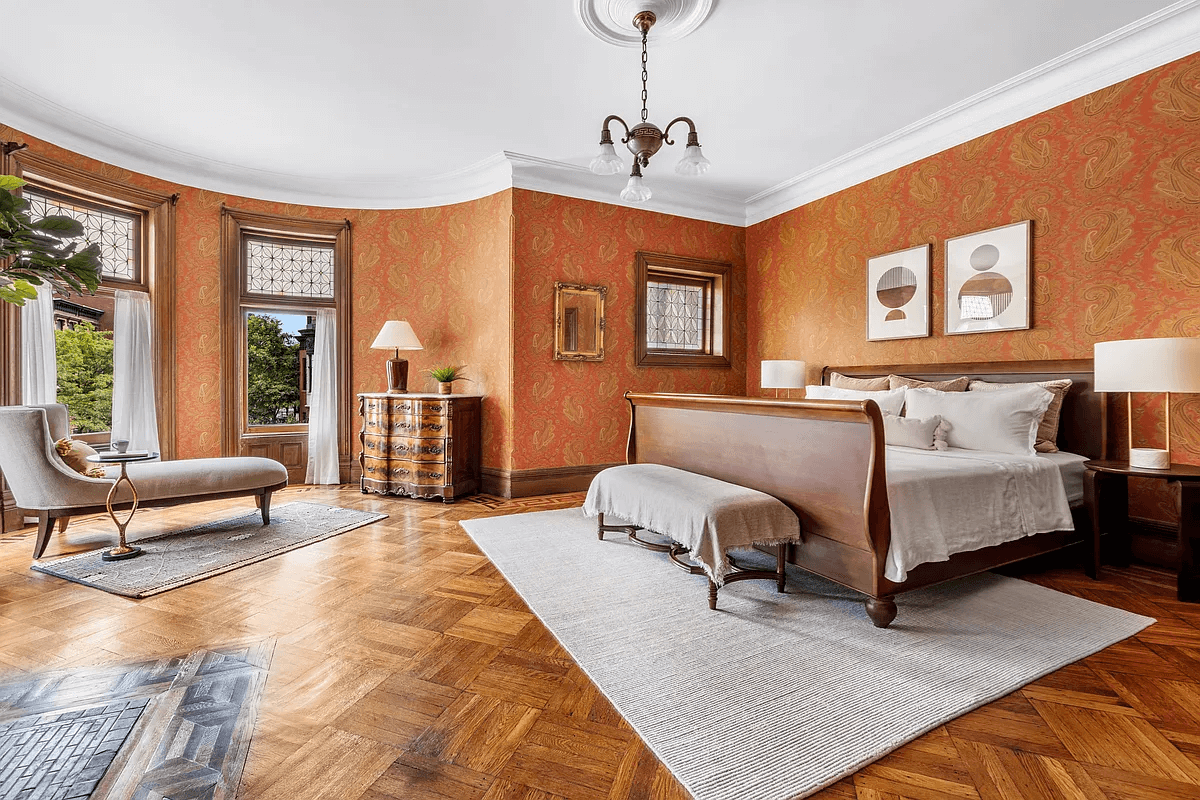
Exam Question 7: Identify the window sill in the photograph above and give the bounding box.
[637,352,730,369]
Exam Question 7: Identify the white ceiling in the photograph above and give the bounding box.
[1,1,1198,224]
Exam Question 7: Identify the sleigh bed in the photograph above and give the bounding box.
[621,359,1106,627]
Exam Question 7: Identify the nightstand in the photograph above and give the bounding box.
[1084,459,1200,602]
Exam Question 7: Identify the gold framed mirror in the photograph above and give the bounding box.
[554,281,606,361]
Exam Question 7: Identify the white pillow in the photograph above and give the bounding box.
[804,385,907,417]
[883,414,948,450]
[904,385,1053,456]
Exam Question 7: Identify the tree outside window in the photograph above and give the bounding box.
[55,321,113,433]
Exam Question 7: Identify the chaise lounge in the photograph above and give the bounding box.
[0,404,289,559]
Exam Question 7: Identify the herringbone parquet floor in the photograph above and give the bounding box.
[1,486,1198,799]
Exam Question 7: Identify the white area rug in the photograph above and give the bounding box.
[461,507,1154,800]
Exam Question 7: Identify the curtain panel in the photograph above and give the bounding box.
[20,283,57,406]
[306,308,340,484]
[111,289,160,454]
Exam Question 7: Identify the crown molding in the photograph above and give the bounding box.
[744,0,1200,226]
[0,76,514,209]
[506,151,746,226]
[2,1,1197,224]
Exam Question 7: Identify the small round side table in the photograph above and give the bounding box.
[85,452,159,562]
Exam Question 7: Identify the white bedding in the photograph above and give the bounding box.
[1039,451,1089,507]
[884,447,1075,583]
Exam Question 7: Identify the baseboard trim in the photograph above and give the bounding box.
[1129,515,1177,569]
[482,463,622,499]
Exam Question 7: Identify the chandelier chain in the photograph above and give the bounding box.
[640,28,648,122]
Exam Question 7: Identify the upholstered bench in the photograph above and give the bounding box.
[0,404,289,559]
[583,463,802,609]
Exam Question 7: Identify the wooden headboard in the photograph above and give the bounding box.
[822,358,1106,460]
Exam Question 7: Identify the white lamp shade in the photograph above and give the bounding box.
[370,320,423,351]
[761,360,806,390]
[1094,338,1200,393]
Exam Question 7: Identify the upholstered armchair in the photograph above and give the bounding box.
[0,404,289,559]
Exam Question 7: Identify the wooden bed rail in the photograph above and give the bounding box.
[623,392,892,593]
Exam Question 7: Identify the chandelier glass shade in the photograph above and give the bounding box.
[589,142,625,175]
[588,10,709,202]
[620,163,653,202]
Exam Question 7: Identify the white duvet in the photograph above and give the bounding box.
[884,446,1075,583]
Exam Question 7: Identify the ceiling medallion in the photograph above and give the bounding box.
[575,0,714,47]
[587,10,710,203]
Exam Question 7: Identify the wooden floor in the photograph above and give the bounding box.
[1,486,1198,800]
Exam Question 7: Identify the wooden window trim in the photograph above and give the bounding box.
[220,206,352,482]
[635,251,731,369]
[6,150,178,458]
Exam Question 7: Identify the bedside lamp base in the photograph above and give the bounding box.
[386,358,409,393]
[1129,447,1170,470]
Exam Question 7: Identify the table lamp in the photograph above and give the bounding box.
[371,320,423,393]
[761,360,806,399]
[1094,337,1200,469]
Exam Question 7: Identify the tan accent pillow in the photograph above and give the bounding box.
[883,413,949,450]
[888,374,970,392]
[54,438,107,478]
[969,379,1073,453]
[829,372,890,391]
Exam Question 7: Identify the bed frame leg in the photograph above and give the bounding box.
[865,597,897,628]
[708,580,718,610]
[598,512,604,540]
[776,543,787,593]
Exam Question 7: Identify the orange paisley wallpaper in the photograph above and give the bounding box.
[511,189,746,471]
[745,52,1200,522]
[0,123,515,471]
[3,49,1197,508]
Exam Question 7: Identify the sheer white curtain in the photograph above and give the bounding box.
[306,308,339,484]
[111,289,160,454]
[20,283,57,405]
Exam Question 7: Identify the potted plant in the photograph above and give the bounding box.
[427,365,469,395]
[1,175,102,306]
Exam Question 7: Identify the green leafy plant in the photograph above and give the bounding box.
[427,365,469,383]
[1,174,103,306]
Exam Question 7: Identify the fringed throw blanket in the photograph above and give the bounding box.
[583,464,801,585]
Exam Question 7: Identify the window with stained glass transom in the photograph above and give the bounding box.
[635,251,730,368]
[245,237,335,299]
[22,187,140,283]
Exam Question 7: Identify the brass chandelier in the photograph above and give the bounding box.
[588,10,710,202]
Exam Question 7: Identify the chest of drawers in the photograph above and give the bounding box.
[357,393,482,501]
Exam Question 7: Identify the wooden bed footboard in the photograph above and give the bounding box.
[623,392,893,606]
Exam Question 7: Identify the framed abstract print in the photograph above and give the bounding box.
[866,244,930,341]
[945,220,1032,335]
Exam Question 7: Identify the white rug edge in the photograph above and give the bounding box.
[461,507,1156,800]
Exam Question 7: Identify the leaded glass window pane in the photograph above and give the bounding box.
[23,187,139,281]
[646,279,705,351]
[245,237,335,299]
